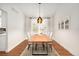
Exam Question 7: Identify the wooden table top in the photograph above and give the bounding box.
[29,34,52,43]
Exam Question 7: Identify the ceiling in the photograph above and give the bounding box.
[11,3,58,17]
[0,3,58,17]
[0,3,78,17]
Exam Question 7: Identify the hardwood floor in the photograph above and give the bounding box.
[0,39,73,56]
[25,44,57,56]
[52,40,73,56]
[0,40,28,56]
[8,40,28,56]
[0,51,8,56]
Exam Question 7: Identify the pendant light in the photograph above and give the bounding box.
[37,3,43,24]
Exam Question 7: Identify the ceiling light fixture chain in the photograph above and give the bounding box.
[37,3,43,24]
[38,3,41,16]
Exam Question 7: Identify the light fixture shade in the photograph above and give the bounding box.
[37,17,43,24]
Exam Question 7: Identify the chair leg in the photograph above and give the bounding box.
[49,44,52,51]
[46,43,48,54]
[42,43,45,50]
[35,43,37,51]
[28,44,30,50]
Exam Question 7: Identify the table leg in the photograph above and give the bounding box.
[28,44,30,50]
[35,43,37,51]
[32,43,34,54]
[42,42,45,50]
[46,43,48,55]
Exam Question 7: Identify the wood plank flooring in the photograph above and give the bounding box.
[0,40,28,56]
[0,39,73,56]
[52,40,73,56]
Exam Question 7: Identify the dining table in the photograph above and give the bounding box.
[29,34,52,43]
[28,34,53,55]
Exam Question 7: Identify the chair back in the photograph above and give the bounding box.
[49,32,53,39]
[27,32,31,39]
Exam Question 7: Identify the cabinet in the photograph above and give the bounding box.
[0,33,7,51]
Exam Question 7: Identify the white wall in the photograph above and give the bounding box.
[54,4,79,55]
[24,17,31,39]
[0,5,25,52]
[7,8,25,52]
[48,16,54,37]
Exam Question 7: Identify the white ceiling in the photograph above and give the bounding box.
[12,3,58,17]
[14,3,56,17]
[0,3,58,17]
[0,3,78,17]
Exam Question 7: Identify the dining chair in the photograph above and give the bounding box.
[48,41,53,51]
[27,32,31,39]
[47,32,53,52]
[49,32,53,39]
[27,32,32,50]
